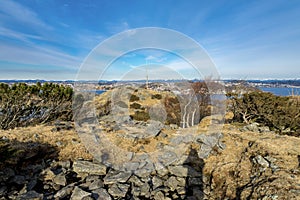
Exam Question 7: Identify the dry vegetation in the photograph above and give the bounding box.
[0,125,92,161]
[204,124,300,199]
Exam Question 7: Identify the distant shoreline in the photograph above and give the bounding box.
[258,87,300,96]
[1,79,300,96]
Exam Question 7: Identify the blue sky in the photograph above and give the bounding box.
[0,0,300,80]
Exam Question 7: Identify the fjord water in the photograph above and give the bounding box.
[259,87,300,96]
[95,90,105,95]
[96,88,300,96]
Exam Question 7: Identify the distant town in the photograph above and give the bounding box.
[1,79,299,89]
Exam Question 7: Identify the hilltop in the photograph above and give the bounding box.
[0,82,299,199]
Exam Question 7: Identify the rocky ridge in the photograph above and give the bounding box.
[1,121,300,199]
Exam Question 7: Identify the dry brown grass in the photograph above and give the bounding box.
[94,88,177,117]
[104,129,171,153]
[0,125,92,161]
[203,124,300,199]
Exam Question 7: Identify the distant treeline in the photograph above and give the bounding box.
[0,82,73,130]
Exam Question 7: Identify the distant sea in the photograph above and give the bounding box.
[259,87,300,96]
[95,90,105,95]
[95,88,300,97]
[81,90,106,95]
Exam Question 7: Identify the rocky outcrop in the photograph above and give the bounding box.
[0,155,204,199]
[1,124,300,199]
[203,126,300,199]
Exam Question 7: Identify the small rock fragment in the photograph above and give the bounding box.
[70,186,91,200]
[92,188,112,200]
[108,183,130,198]
[54,185,74,199]
[53,173,67,186]
[16,191,43,200]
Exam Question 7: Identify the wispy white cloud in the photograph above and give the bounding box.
[0,26,106,80]
[106,21,130,34]
[0,1,55,47]
[113,64,184,81]
[0,0,52,30]
[165,60,193,71]
[0,1,79,76]
[1,1,298,80]
[0,27,43,42]
[0,1,109,79]
[59,22,70,28]
[145,55,167,63]
[0,43,81,70]
[75,27,220,80]
[145,55,156,61]
[72,30,105,51]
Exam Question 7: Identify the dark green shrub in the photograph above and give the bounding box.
[151,94,162,99]
[129,94,140,102]
[164,96,181,126]
[227,91,300,135]
[130,102,142,109]
[131,111,150,121]
[0,82,73,130]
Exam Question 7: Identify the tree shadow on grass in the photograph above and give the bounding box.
[0,138,59,199]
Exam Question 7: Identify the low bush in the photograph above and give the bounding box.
[131,110,150,121]
[129,94,140,102]
[130,102,142,109]
[151,94,162,99]
[164,96,181,126]
[227,91,300,135]
[0,82,73,130]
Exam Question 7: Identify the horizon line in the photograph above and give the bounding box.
[0,78,300,82]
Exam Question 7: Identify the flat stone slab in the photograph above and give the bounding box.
[73,160,107,175]
[104,170,132,184]
[108,183,130,198]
